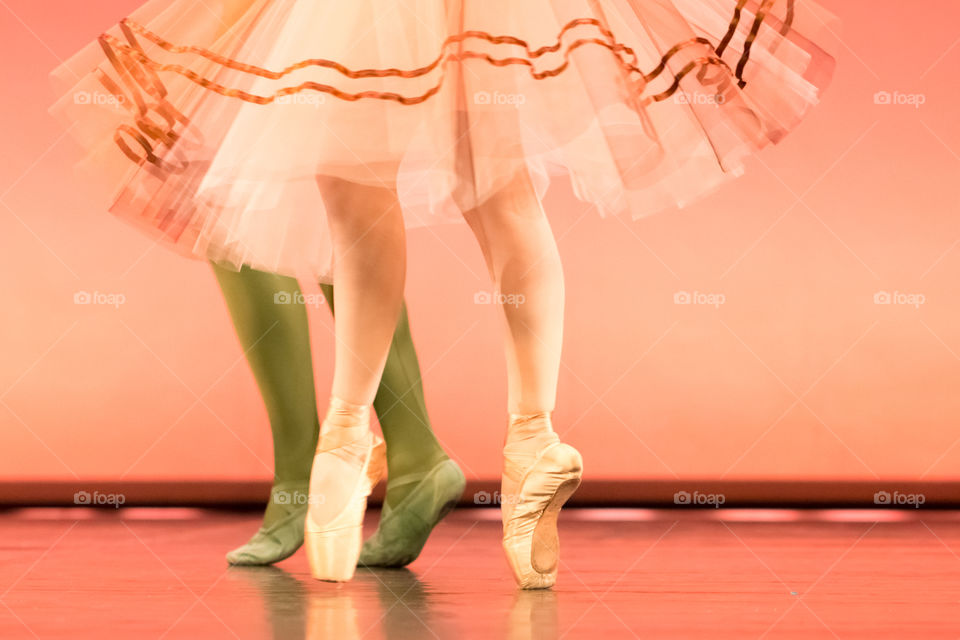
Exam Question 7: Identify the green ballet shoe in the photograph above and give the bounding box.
[358,459,466,568]
[226,481,309,566]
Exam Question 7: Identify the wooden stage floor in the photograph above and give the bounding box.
[1,508,958,638]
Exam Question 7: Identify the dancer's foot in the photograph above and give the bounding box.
[500,413,582,589]
[305,398,386,582]
[226,480,309,566]
[358,457,465,567]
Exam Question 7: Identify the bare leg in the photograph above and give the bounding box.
[305,177,407,581]
[319,177,407,407]
[462,170,581,590]
[318,285,448,487]
[318,282,465,568]
[461,171,564,415]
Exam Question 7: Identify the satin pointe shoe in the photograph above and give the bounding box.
[358,458,466,568]
[226,481,308,566]
[501,442,583,589]
[305,429,386,582]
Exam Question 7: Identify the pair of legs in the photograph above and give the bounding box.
[317,168,563,420]
[312,168,578,587]
[211,263,451,565]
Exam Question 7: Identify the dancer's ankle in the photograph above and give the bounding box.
[319,396,370,448]
[324,396,370,427]
[505,411,559,447]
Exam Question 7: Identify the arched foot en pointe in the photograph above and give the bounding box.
[305,423,386,582]
[502,441,583,589]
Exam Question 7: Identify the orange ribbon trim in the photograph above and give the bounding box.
[91,2,790,169]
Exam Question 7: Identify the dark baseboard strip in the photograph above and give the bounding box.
[1,480,958,508]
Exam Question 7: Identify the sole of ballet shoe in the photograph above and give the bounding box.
[305,434,386,582]
[503,443,583,590]
[531,476,581,575]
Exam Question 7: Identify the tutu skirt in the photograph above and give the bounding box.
[50,0,839,281]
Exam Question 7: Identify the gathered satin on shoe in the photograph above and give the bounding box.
[501,412,583,589]
[226,480,309,565]
[306,398,386,582]
[501,412,562,529]
[502,414,561,486]
[358,458,466,568]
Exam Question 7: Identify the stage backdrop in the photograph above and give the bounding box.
[1,1,958,490]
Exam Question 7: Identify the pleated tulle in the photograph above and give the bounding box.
[49,0,839,281]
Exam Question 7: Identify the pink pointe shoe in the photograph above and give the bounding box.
[501,441,583,589]
[305,428,386,582]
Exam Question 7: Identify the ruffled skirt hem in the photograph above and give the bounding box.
[50,0,839,281]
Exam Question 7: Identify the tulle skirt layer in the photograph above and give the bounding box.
[50,0,839,281]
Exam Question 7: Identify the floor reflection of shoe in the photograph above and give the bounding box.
[226,566,308,638]
[358,458,466,568]
[364,567,444,639]
[508,589,559,640]
[306,578,360,640]
[305,429,386,582]
[501,442,583,589]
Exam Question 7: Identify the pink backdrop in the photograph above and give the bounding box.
[1,1,959,484]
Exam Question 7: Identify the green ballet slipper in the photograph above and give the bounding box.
[227,481,309,566]
[358,459,466,568]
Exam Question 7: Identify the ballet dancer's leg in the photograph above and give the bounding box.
[212,263,319,566]
[462,172,564,415]
[318,284,465,567]
[462,170,582,589]
[305,177,407,581]
[318,286,449,494]
[214,262,461,567]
